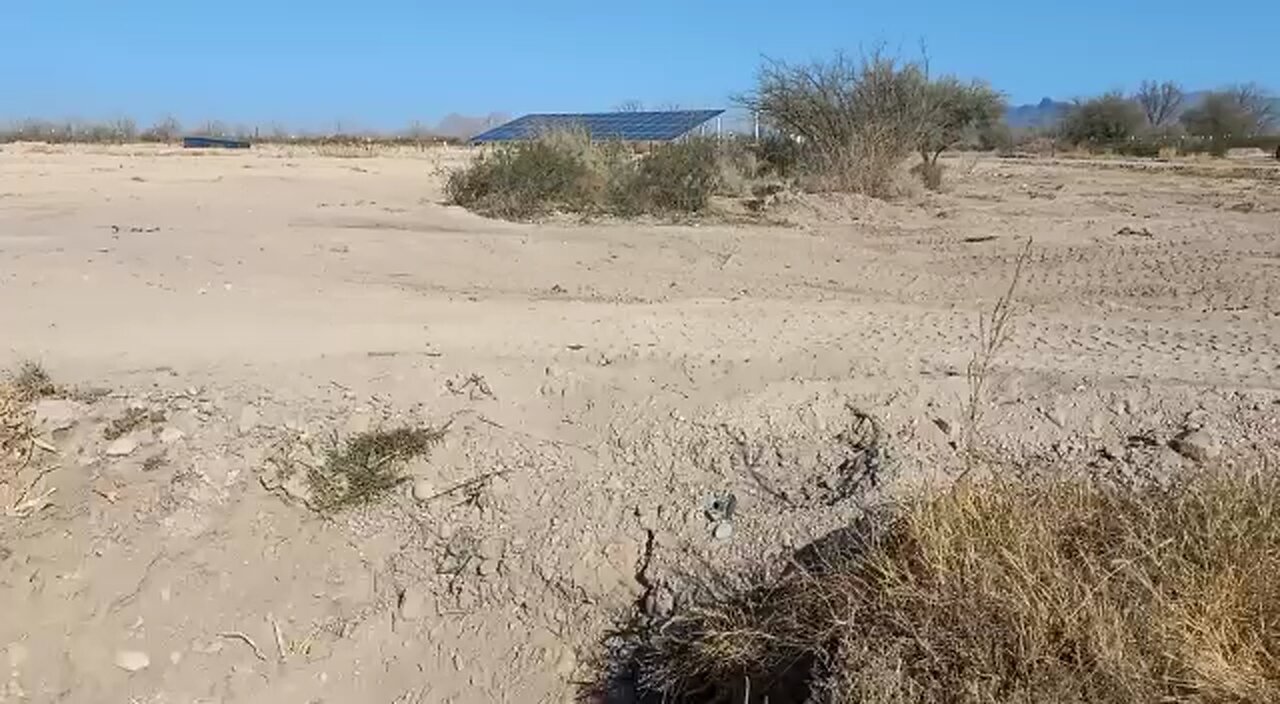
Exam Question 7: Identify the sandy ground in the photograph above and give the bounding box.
[2,143,1279,703]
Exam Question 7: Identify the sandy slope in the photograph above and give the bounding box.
[1,143,1278,703]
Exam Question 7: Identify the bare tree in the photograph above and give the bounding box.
[1135,80,1184,127]
[1182,84,1277,144]
[613,100,644,113]
[1225,83,1276,132]
[918,78,1005,165]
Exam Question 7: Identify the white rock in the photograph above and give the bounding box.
[7,642,29,668]
[237,405,260,434]
[105,437,140,457]
[1171,430,1220,463]
[159,427,186,445]
[32,399,84,432]
[713,522,734,541]
[399,585,430,620]
[411,478,435,502]
[114,650,150,672]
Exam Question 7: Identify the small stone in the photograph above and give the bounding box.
[643,585,676,619]
[1171,429,1220,463]
[7,642,29,668]
[114,650,150,672]
[343,412,373,436]
[411,478,435,502]
[32,399,84,432]
[169,651,182,665]
[555,647,577,677]
[159,427,185,444]
[237,405,260,434]
[105,436,139,457]
[713,522,734,541]
[398,585,430,621]
[477,559,498,577]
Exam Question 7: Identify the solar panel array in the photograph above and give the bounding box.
[470,110,724,143]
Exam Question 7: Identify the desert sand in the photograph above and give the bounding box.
[1,143,1278,702]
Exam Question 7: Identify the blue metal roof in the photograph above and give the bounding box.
[470,110,724,143]
[183,136,251,149]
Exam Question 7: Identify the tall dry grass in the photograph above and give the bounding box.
[617,464,1280,703]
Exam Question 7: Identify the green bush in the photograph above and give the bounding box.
[1112,141,1163,158]
[445,136,597,219]
[1061,93,1146,146]
[624,139,721,214]
[447,132,724,220]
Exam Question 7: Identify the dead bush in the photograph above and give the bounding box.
[744,51,1002,195]
[605,463,1280,703]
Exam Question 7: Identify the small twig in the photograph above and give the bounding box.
[268,614,287,662]
[218,631,268,661]
[6,486,55,518]
[422,470,510,503]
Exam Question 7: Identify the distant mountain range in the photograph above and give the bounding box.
[1005,92,1280,130]
[1005,98,1072,129]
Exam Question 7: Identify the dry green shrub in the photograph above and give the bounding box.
[446,129,603,219]
[446,130,723,220]
[9,362,56,402]
[102,407,164,440]
[618,465,1280,703]
[305,425,447,513]
[610,139,721,215]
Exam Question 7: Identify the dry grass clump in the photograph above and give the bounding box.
[303,425,447,513]
[445,130,724,221]
[9,361,57,402]
[1,363,62,518]
[617,465,1280,703]
[103,406,165,440]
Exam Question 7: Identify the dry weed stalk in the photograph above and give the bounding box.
[1,362,59,518]
[962,239,1032,471]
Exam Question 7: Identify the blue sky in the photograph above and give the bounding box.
[3,0,1277,131]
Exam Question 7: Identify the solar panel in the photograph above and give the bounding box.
[470,110,724,143]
